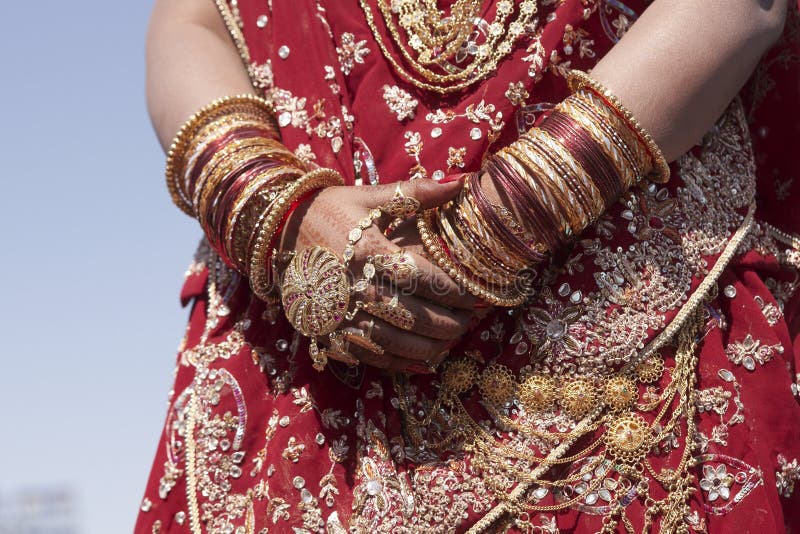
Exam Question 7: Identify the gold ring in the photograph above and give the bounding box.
[370,249,421,283]
[364,294,417,331]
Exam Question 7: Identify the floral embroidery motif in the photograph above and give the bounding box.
[248,60,274,89]
[505,81,530,105]
[700,464,734,502]
[724,333,784,371]
[403,131,428,180]
[562,24,595,58]
[382,85,418,121]
[447,146,467,169]
[336,32,370,75]
[776,455,800,497]
[695,455,764,515]
[522,298,585,360]
[294,143,316,165]
[754,295,782,326]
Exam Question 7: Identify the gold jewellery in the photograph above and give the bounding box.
[280,185,422,370]
[164,94,344,305]
[360,0,538,94]
[417,70,670,306]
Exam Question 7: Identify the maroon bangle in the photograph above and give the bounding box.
[208,159,283,265]
[200,157,272,247]
[186,126,279,203]
[582,87,657,170]
[540,111,623,208]
[571,97,642,181]
[469,168,549,261]
[485,156,562,252]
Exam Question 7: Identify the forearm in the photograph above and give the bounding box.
[146,0,254,151]
[592,0,786,161]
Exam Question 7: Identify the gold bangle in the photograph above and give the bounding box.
[177,116,282,215]
[194,139,285,220]
[165,94,277,216]
[556,95,642,188]
[249,168,344,301]
[417,209,525,307]
[517,134,595,229]
[523,129,605,225]
[437,202,516,286]
[502,145,578,235]
[457,197,518,271]
[226,167,300,272]
[460,185,532,271]
[567,70,670,183]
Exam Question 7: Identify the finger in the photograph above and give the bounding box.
[400,249,479,310]
[355,228,478,310]
[348,345,436,375]
[357,177,464,211]
[362,284,472,341]
[365,285,474,341]
[352,313,450,362]
[356,233,478,310]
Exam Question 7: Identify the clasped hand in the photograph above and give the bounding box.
[279,178,485,373]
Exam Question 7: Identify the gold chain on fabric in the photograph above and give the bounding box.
[359,0,538,94]
[185,390,202,534]
[458,204,755,533]
[766,222,800,251]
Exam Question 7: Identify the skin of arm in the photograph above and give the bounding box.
[146,0,255,151]
[590,0,787,161]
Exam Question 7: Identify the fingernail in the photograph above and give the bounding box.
[405,364,436,375]
[474,299,491,309]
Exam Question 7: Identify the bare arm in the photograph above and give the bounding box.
[146,0,253,150]
[591,0,786,161]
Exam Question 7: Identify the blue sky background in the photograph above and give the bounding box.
[0,1,201,531]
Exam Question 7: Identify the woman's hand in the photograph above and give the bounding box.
[279,178,479,372]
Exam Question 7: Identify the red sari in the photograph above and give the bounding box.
[136,1,800,532]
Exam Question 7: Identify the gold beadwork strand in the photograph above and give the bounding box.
[360,0,538,94]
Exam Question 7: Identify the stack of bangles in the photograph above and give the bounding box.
[166,94,424,371]
[418,69,670,306]
[165,94,345,303]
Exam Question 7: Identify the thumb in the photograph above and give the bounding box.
[365,176,465,211]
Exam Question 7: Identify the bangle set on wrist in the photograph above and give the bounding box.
[165,94,344,302]
[418,69,669,306]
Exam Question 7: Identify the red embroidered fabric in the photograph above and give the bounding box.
[136,2,800,532]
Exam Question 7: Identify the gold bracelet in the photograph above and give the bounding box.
[194,139,285,220]
[226,167,300,272]
[556,95,642,189]
[567,70,670,183]
[524,129,604,216]
[523,129,605,226]
[176,116,282,217]
[436,202,514,286]
[564,93,644,181]
[502,145,578,235]
[509,135,590,229]
[458,193,528,273]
